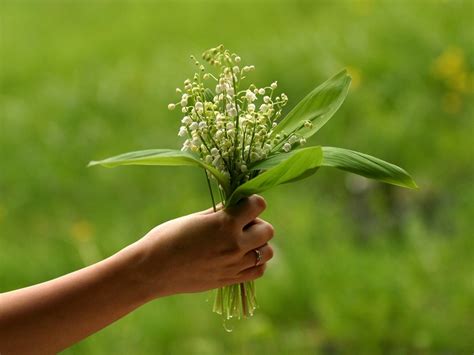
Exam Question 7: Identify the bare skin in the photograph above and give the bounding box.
[0,195,274,354]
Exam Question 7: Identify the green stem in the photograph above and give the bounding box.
[204,170,217,212]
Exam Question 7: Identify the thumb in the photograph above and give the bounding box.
[224,195,267,227]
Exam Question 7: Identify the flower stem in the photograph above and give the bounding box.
[204,170,217,212]
[239,282,248,318]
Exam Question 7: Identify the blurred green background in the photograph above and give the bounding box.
[1,0,473,354]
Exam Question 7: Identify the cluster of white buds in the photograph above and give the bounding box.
[168,45,309,187]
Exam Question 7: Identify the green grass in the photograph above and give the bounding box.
[1,0,473,353]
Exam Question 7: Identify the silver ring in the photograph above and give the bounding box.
[254,248,263,266]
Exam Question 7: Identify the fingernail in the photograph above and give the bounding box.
[251,194,266,209]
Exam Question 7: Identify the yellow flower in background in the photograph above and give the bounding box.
[431,47,473,94]
[346,66,362,90]
[432,47,466,80]
[70,220,94,242]
[431,47,473,114]
[70,220,101,265]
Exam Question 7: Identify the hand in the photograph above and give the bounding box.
[126,194,275,300]
[0,195,274,353]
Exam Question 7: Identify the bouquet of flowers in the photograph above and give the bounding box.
[89,45,416,319]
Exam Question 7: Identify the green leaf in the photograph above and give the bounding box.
[250,146,417,189]
[321,146,418,189]
[227,147,323,206]
[271,69,351,140]
[249,152,297,170]
[88,149,230,193]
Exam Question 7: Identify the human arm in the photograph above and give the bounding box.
[0,195,274,354]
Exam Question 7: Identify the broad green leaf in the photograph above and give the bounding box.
[89,149,230,193]
[271,69,351,140]
[249,151,297,170]
[250,146,417,189]
[320,146,417,189]
[226,147,323,206]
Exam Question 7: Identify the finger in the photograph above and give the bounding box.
[243,217,263,231]
[224,194,266,227]
[239,220,274,252]
[239,243,274,271]
[195,203,224,215]
[234,264,267,283]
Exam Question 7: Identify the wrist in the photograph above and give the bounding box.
[105,244,155,306]
[111,240,171,303]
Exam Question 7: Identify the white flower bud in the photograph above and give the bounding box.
[250,152,260,161]
[205,155,213,163]
[212,156,221,167]
[226,122,234,130]
[203,73,210,80]
[211,147,219,156]
[233,66,239,74]
[228,108,237,117]
[181,116,192,125]
[283,143,292,152]
[289,135,299,144]
[168,103,176,110]
[245,90,257,102]
[235,56,241,63]
[199,121,207,129]
[258,88,265,95]
[259,104,268,112]
[189,122,199,130]
[215,129,224,139]
[248,104,255,112]
[263,96,270,103]
[180,99,187,107]
[195,102,203,110]
[178,126,187,137]
[241,164,248,173]
[299,138,307,145]
[271,81,278,89]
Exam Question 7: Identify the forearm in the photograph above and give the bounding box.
[0,244,151,354]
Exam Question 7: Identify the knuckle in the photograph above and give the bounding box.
[222,237,243,256]
[221,211,239,230]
